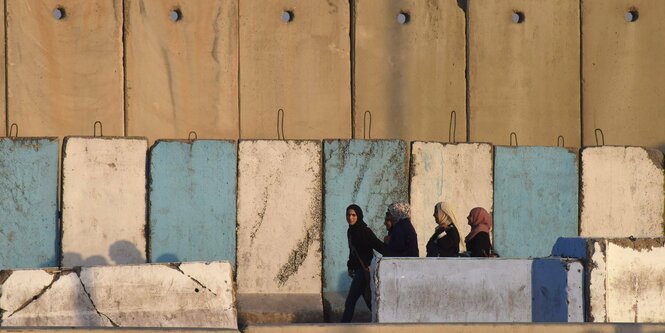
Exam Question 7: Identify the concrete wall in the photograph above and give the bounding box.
[553,237,665,323]
[238,0,350,139]
[372,258,583,323]
[149,140,237,264]
[468,0,580,147]
[0,139,59,269]
[236,140,322,293]
[580,147,665,237]
[125,0,239,141]
[582,0,665,151]
[61,137,148,267]
[0,261,237,328]
[7,0,124,137]
[410,142,493,252]
[493,147,579,258]
[355,0,465,141]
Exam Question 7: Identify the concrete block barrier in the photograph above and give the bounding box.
[0,261,237,328]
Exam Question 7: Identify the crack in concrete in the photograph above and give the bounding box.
[74,270,119,327]
[274,224,319,287]
[5,272,61,319]
[165,263,218,296]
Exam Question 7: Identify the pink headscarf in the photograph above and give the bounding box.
[465,207,492,242]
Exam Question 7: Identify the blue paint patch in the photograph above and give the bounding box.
[0,138,59,269]
[551,237,589,259]
[323,140,408,294]
[531,259,569,322]
[149,140,237,264]
[494,147,579,258]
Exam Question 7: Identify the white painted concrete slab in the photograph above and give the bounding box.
[237,140,322,294]
[0,261,237,328]
[61,137,148,267]
[581,147,665,237]
[410,142,493,252]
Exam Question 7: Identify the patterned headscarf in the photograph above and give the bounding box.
[465,207,492,242]
[387,202,410,222]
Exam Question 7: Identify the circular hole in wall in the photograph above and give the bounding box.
[52,7,66,20]
[625,10,639,22]
[170,8,183,22]
[281,10,294,23]
[397,11,410,25]
[512,11,525,24]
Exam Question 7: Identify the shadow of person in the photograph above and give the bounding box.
[109,240,144,265]
[155,253,180,263]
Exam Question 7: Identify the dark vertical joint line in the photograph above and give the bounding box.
[236,0,241,139]
[122,0,128,136]
[579,0,583,148]
[349,0,356,139]
[464,1,470,143]
[4,0,9,136]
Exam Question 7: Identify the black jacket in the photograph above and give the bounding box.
[426,224,460,257]
[385,218,419,257]
[465,231,492,257]
[347,221,384,270]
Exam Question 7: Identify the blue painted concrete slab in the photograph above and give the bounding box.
[531,259,569,322]
[494,147,579,258]
[149,140,237,264]
[0,138,59,269]
[551,237,590,260]
[323,140,408,294]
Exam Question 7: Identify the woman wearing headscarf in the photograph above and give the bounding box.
[342,204,384,323]
[465,207,493,257]
[384,202,419,257]
[426,202,460,257]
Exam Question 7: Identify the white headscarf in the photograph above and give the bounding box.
[435,202,458,228]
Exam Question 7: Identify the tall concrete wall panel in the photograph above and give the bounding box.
[239,0,350,139]
[410,142,493,253]
[372,258,583,323]
[7,0,124,137]
[582,0,665,151]
[580,147,665,237]
[149,140,237,264]
[0,138,59,269]
[0,1,5,135]
[125,0,239,141]
[494,147,579,258]
[469,0,580,146]
[237,140,322,293]
[0,261,237,328]
[61,137,148,267]
[355,0,465,141]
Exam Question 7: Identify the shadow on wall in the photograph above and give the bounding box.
[63,240,145,267]
[155,253,180,263]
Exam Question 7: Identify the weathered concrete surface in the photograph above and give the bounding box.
[125,0,239,141]
[237,141,322,294]
[0,139,58,269]
[355,0,465,141]
[0,261,237,328]
[468,0,580,146]
[493,147,579,258]
[583,0,665,152]
[553,237,665,323]
[61,137,148,267]
[149,140,237,264]
[237,293,323,324]
[239,0,350,139]
[7,0,123,137]
[372,258,583,323]
[410,142,493,252]
[580,147,665,237]
[322,140,407,319]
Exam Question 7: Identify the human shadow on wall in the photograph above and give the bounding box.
[62,240,145,267]
[154,253,180,263]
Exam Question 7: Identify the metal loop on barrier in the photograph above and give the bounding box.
[594,128,605,146]
[188,131,198,141]
[93,121,103,137]
[277,108,285,140]
[557,135,565,147]
[9,123,18,138]
[363,110,372,140]
[509,132,518,147]
[449,111,457,144]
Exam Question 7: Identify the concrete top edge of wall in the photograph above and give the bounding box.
[0,137,58,141]
[494,145,579,153]
[63,136,148,141]
[0,260,234,273]
[375,257,577,262]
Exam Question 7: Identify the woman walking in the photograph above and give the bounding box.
[426,202,460,257]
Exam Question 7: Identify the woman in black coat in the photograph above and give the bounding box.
[465,207,494,257]
[342,204,384,323]
[383,202,419,257]
[426,202,460,257]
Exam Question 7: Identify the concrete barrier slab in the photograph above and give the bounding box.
[410,142,493,253]
[494,146,579,258]
[580,147,665,237]
[61,137,148,267]
[0,138,59,269]
[149,140,237,264]
[237,293,323,325]
[322,140,407,320]
[372,258,583,323]
[0,261,237,328]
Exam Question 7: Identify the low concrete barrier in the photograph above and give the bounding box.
[371,258,583,323]
[553,237,665,322]
[0,261,237,328]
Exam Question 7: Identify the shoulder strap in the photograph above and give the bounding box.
[349,235,369,272]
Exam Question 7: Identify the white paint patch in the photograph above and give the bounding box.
[589,241,608,322]
[61,137,148,267]
[566,261,584,323]
[581,147,665,237]
[237,141,322,293]
[410,142,493,252]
